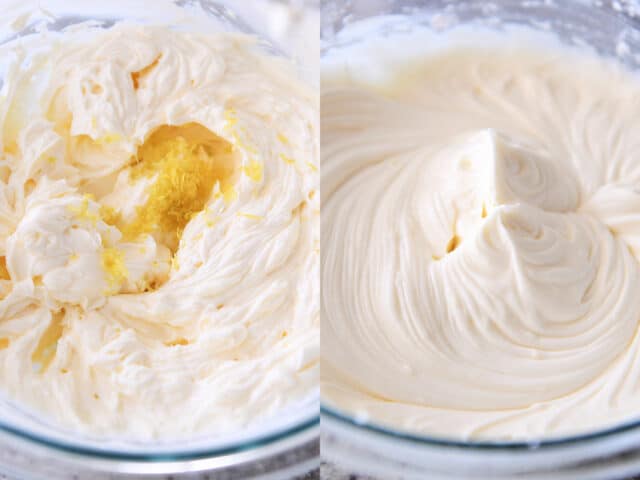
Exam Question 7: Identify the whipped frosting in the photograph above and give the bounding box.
[0,24,318,438]
[321,31,640,439]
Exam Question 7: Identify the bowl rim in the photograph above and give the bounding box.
[321,403,640,450]
[0,412,319,461]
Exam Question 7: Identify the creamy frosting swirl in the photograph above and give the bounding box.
[0,25,318,438]
[321,40,640,439]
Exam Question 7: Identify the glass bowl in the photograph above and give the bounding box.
[0,1,319,478]
[321,1,640,478]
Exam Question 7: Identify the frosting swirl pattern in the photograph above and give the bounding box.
[0,25,318,438]
[321,42,640,439]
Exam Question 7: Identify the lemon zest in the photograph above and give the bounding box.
[32,309,65,373]
[279,153,295,165]
[131,54,161,90]
[222,183,237,203]
[237,212,263,221]
[223,108,238,128]
[124,123,236,251]
[68,198,99,224]
[277,133,289,145]
[101,247,128,290]
[0,257,9,280]
[241,159,263,182]
[99,204,121,227]
[96,133,122,145]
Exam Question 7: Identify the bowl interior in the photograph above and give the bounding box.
[320,0,640,449]
[0,0,318,459]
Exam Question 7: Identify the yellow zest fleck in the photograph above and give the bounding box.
[241,159,263,182]
[0,257,9,280]
[237,212,263,221]
[222,182,237,203]
[164,337,189,347]
[68,198,99,224]
[0,166,10,184]
[24,179,36,194]
[223,108,258,154]
[3,142,18,155]
[96,133,122,145]
[277,133,290,145]
[131,54,161,90]
[232,130,257,154]
[223,108,238,128]
[446,235,461,253]
[171,255,180,271]
[125,123,236,251]
[32,309,65,373]
[46,156,57,164]
[33,275,43,286]
[306,161,318,172]
[481,203,487,218]
[99,204,121,227]
[292,201,306,217]
[0,338,9,349]
[68,253,79,263]
[279,153,295,165]
[206,217,219,228]
[101,248,128,290]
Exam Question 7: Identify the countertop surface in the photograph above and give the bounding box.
[321,462,377,480]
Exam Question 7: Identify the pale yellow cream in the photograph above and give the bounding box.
[322,35,640,439]
[0,25,319,438]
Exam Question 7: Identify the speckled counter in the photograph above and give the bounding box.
[320,462,378,480]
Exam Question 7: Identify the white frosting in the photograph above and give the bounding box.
[321,33,640,439]
[0,25,318,438]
